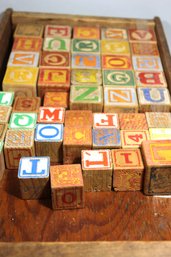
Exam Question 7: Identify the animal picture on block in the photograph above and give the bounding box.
[64,110,93,127]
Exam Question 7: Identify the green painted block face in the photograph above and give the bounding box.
[43,37,70,51]
[70,85,102,103]
[9,113,37,129]
[72,39,100,53]
[0,92,14,106]
[103,70,135,86]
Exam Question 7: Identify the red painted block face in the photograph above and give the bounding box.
[12,37,42,52]
[43,92,69,108]
[128,28,156,42]
[13,96,41,113]
[135,71,167,88]
[39,51,70,67]
[37,107,65,124]
[45,25,71,38]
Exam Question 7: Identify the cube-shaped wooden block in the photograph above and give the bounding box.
[65,110,93,127]
[44,25,71,38]
[149,128,171,140]
[132,56,163,71]
[102,55,132,70]
[8,51,40,67]
[37,107,65,124]
[73,27,100,39]
[128,28,156,42]
[71,69,102,85]
[0,92,14,106]
[104,87,138,113]
[4,129,35,169]
[12,96,41,113]
[135,71,167,88]
[145,112,171,128]
[0,106,12,123]
[137,88,171,112]
[9,112,37,129]
[72,53,101,69]
[18,157,50,199]
[119,113,148,130]
[112,149,144,191]
[0,123,8,141]
[81,149,113,191]
[130,42,159,56]
[43,38,70,52]
[70,85,103,112]
[93,113,119,129]
[72,39,100,54]
[101,28,128,40]
[63,126,92,164]
[43,92,69,109]
[12,37,42,52]
[101,40,130,55]
[0,142,5,181]
[14,23,44,38]
[39,51,70,68]
[142,140,171,195]
[121,130,150,148]
[93,128,121,149]
[35,124,63,164]
[103,70,135,87]
[50,164,84,210]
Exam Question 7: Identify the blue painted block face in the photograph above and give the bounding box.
[138,88,171,104]
[35,124,63,142]
[93,128,121,148]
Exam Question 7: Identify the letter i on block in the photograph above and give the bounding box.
[18,157,50,199]
[0,142,5,181]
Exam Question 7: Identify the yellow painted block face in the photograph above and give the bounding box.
[14,24,44,38]
[101,40,130,55]
[71,69,102,84]
[149,128,171,140]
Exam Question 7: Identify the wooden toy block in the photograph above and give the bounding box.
[3,66,39,97]
[132,56,163,71]
[149,128,171,140]
[14,23,44,38]
[102,55,132,70]
[101,28,128,40]
[8,51,40,67]
[50,164,84,210]
[4,129,35,169]
[101,40,130,55]
[73,27,100,39]
[119,113,148,130]
[39,51,70,67]
[104,87,138,113]
[43,92,69,109]
[71,69,102,85]
[72,39,100,53]
[128,28,156,42]
[135,71,167,88]
[137,88,171,112]
[81,149,113,191]
[112,149,144,191]
[72,53,101,69]
[63,126,92,164]
[0,142,5,181]
[65,110,93,127]
[131,42,159,56]
[145,112,171,128]
[18,157,50,199]
[0,123,8,141]
[93,128,121,149]
[0,106,12,123]
[43,38,70,52]
[12,96,41,113]
[121,130,150,148]
[9,112,37,129]
[103,70,135,87]
[12,37,42,52]
[93,113,119,129]
[141,140,171,195]
[44,25,71,38]
[37,107,65,124]
[70,85,103,112]
[0,92,14,106]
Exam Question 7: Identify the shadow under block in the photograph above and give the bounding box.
[50,164,84,210]
[145,112,171,128]
[39,51,70,68]
[0,142,5,181]
[121,130,150,148]
[135,71,167,88]
[141,140,171,195]
[101,40,130,55]
[93,128,121,149]
[81,149,113,191]
[64,110,93,127]
[112,149,144,191]
[9,112,37,129]
[0,123,8,141]
[103,70,135,87]
[73,27,100,39]
[72,53,101,69]
[128,28,157,42]
[35,124,63,164]
[101,28,128,40]
[72,39,100,54]
[43,92,69,108]
[119,113,148,130]
[0,106,12,123]
[102,55,132,70]
[8,51,40,67]
[70,85,103,112]
[44,25,71,38]
[93,113,119,129]
[12,37,42,52]
[149,128,171,140]
[63,126,92,164]
[18,157,50,199]
[14,23,44,38]
[4,129,35,169]
[0,92,14,106]
[43,38,70,52]
[12,96,41,113]
[137,88,171,112]
[37,107,65,124]
[71,69,102,85]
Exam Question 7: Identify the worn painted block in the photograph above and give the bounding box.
[63,126,92,164]
[101,40,130,55]
[35,124,63,164]
[135,71,167,88]
[71,69,102,85]
[43,92,69,109]
[72,39,100,53]
[73,27,100,39]
[8,51,40,67]
[132,56,163,71]
[128,28,156,42]
[12,37,42,52]
[93,128,121,149]
[137,88,171,112]
[4,129,35,169]
[14,23,44,38]
[103,70,135,87]
[121,130,150,148]
[102,55,132,70]
[65,110,93,127]
[104,87,138,113]
[142,140,171,195]
[112,149,144,191]
[101,28,127,40]
[43,38,70,52]
[149,128,171,140]
[18,157,50,199]
[93,113,119,129]
[70,85,103,112]
[50,164,84,210]
[37,107,65,124]
[39,51,70,67]
[72,53,101,69]
[131,42,159,56]
[0,123,8,141]
[0,142,5,181]
[145,112,171,128]
[0,106,12,123]
[0,92,14,106]
[12,96,41,113]
[44,25,71,38]
[9,112,37,129]
[119,113,148,130]
[81,149,113,191]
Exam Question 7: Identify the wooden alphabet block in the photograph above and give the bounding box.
[142,140,171,195]
[0,92,14,106]
[63,126,92,164]
[137,88,171,112]
[43,92,69,109]
[93,113,119,129]
[132,56,163,71]
[4,129,35,169]
[145,112,171,128]
[81,149,113,191]
[9,112,37,129]
[65,110,93,127]
[101,40,130,55]
[71,69,102,85]
[0,106,12,123]
[149,128,171,140]
[44,25,71,38]
[50,164,84,210]
[39,51,70,68]
[101,28,128,40]
[128,28,156,42]
[135,71,167,88]
[121,130,150,148]
[72,53,101,69]
[35,124,63,164]
[12,37,42,52]
[70,85,103,112]
[119,113,148,130]
[0,142,5,181]
[12,96,41,113]
[8,51,40,67]
[102,55,132,70]
[37,107,65,124]
[14,23,44,38]
[130,42,159,56]
[103,70,135,87]
[0,123,8,141]
[73,27,100,39]
[112,149,144,191]
[72,39,100,53]
[104,87,138,113]
[43,38,70,52]
[93,128,121,149]
[18,157,50,199]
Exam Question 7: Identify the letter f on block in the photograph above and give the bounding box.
[22,159,45,175]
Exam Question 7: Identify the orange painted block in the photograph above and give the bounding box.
[12,37,42,52]
[50,164,84,210]
[101,28,128,40]
[145,112,171,128]
[102,55,132,70]
[43,92,69,109]
[128,28,156,42]
[112,149,144,191]
[44,25,71,38]
[119,113,148,130]
[65,110,93,127]
[131,42,159,56]
[14,23,44,38]
[101,40,130,55]
[37,107,65,124]
[73,26,100,39]
[135,71,167,88]
[0,106,12,123]
[121,130,150,148]
[0,142,5,181]
[0,123,8,141]
[39,51,70,68]
[12,96,41,113]
[8,51,40,67]
[93,113,119,129]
